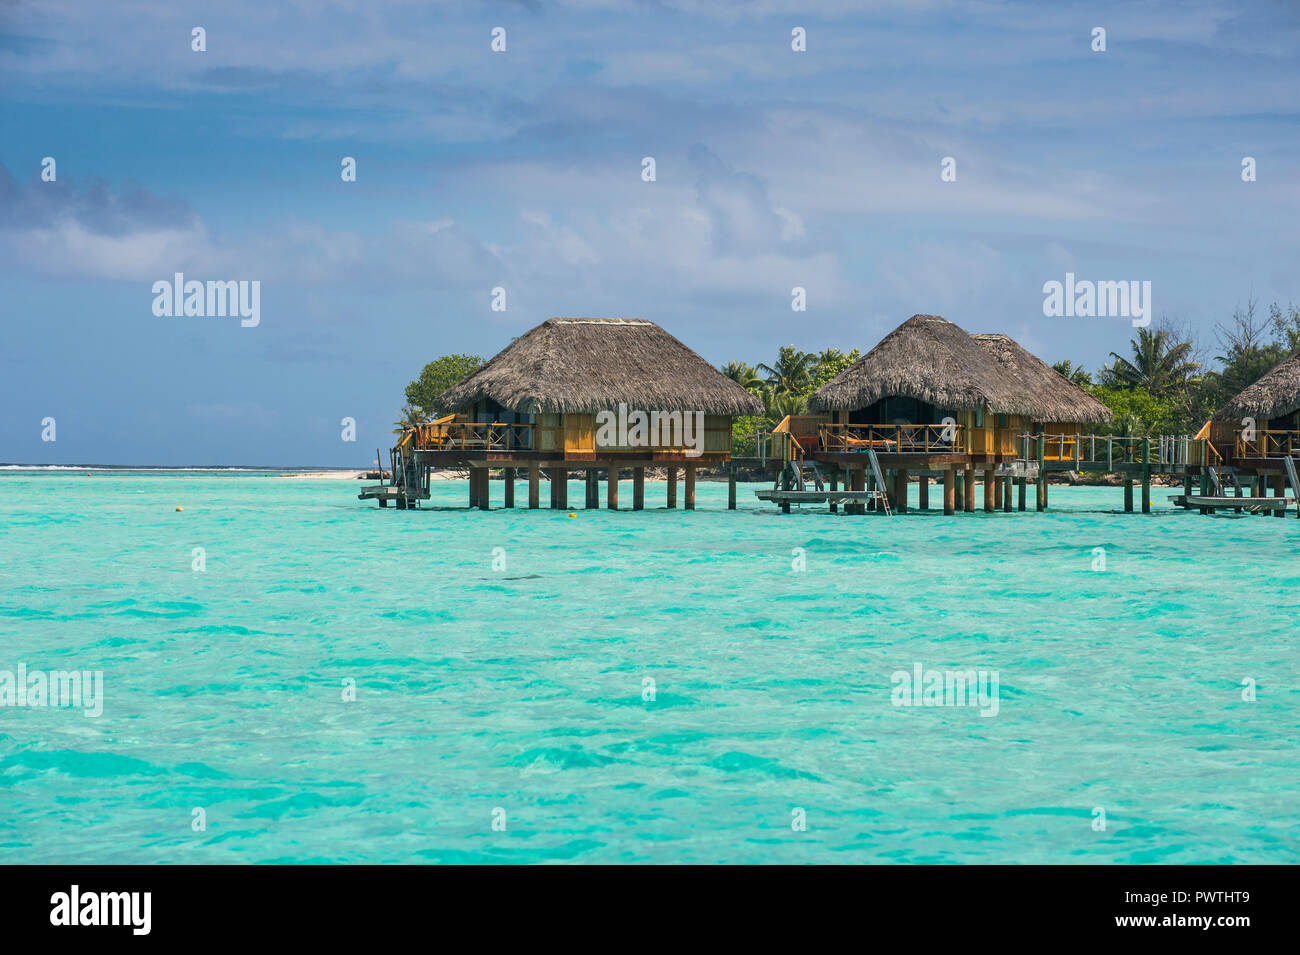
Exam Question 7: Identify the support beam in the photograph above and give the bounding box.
[1274,473,1286,518]
[476,467,490,511]
[1017,477,1026,512]
[503,467,515,508]
[964,467,976,513]
[943,467,955,516]
[1002,475,1013,512]
[528,466,540,509]
[666,466,678,509]
[917,475,929,511]
[634,467,646,511]
[549,467,566,509]
[829,471,839,513]
[954,471,965,511]
[607,466,619,510]
[1141,437,1151,514]
[1124,478,1134,512]
[850,468,865,514]
[1036,433,1046,512]
[586,469,599,509]
[685,465,696,510]
[727,465,736,510]
[983,469,995,513]
[894,468,909,514]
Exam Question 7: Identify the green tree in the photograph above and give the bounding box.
[392,404,427,434]
[1051,359,1092,387]
[1099,324,1200,396]
[721,361,764,391]
[404,354,485,418]
[810,347,861,390]
[756,345,815,397]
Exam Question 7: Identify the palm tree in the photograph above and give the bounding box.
[1052,360,1092,387]
[721,360,764,391]
[392,404,427,434]
[768,392,809,423]
[757,345,814,397]
[1102,326,1200,396]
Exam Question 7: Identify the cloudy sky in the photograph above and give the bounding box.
[3,0,1299,465]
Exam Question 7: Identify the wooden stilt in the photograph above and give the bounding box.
[1036,433,1046,512]
[894,468,908,514]
[943,467,955,515]
[1017,476,1026,511]
[1274,473,1286,518]
[829,471,839,513]
[917,475,929,510]
[954,471,965,511]
[685,465,696,510]
[1141,437,1151,513]
[993,475,1003,509]
[503,467,516,508]
[983,469,995,512]
[727,465,736,510]
[850,468,865,514]
[586,469,598,508]
[477,468,490,511]
[634,467,645,510]
[549,467,565,509]
[964,467,976,513]
[1124,478,1134,512]
[607,466,619,510]
[667,466,678,509]
[529,466,540,509]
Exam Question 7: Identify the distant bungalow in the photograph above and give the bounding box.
[1197,351,1300,511]
[781,314,1111,514]
[378,317,762,510]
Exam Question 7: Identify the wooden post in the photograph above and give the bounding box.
[964,467,976,513]
[549,467,565,509]
[1036,433,1046,512]
[943,467,955,515]
[727,465,736,510]
[467,469,478,508]
[983,469,995,512]
[607,466,619,510]
[1183,473,1193,508]
[667,466,678,509]
[1124,477,1134,512]
[528,466,540,509]
[586,469,599,508]
[1274,473,1286,518]
[954,470,964,511]
[685,465,696,510]
[476,468,490,511]
[503,467,516,508]
[829,471,839,513]
[917,475,929,510]
[1141,437,1151,513]
[848,468,864,514]
[634,466,646,511]
[893,468,908,514]
[1017,476,1027,511]
[993,474,1003,509]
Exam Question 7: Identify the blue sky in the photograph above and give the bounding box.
[2,0,1298,465]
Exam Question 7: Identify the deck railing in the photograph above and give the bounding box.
[1236,429,1300,459]
[412,421,535,451]
[819,423,963,453]
[1026,433,1195,467]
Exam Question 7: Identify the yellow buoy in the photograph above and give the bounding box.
[176,505,183,512]
[567,512,577,518]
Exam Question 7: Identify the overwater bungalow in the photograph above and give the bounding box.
[373,317,763,510]
[1193,352,1300,511]
[772,314,1112,514]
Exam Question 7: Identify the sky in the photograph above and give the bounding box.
[2,0,1299,465]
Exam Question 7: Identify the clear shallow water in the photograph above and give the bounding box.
[1,471,1297,864]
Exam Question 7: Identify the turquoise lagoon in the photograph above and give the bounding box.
[1,471,1297,864]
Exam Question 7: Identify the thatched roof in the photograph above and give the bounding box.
[437,318,764,416]
[972,334,1113,424]
[809,314,1112,423]
[809,314,1034,414]
[1213,352,1300,421]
